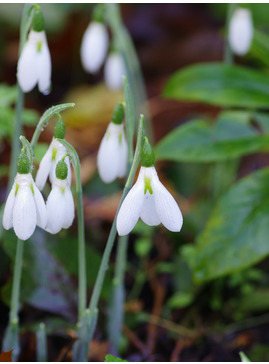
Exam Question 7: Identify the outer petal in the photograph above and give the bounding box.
[97,123,121,183]
[104,53,125,90]
[46,183,65,234]
[117,129,128,178]
[33,183,47,229]
[37,31,52,94]
[228,9,253,56]
[2,183,16,230]
[62,186,75,229]
[13,185,36,240]
[80,22,109,73]
[35,143,53,190]
[17,30,39,92]
[116,171,145,236]
[48,140,71,185]
[140,192,161,226]
[152,178,183,232]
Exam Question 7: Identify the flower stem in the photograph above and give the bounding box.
[36,323,48,362]
[72,114,144,362]
[105,4,153,143]
[56,139,86,322]
[224,3,237,64]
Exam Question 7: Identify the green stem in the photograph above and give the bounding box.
[9,240,24,324]
[56,139,86,322]
[105,4,153,143]
[72,115,145,362]
[224,3,237,64]
[36,323,48,362]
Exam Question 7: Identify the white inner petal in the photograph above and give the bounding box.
[140,192,161,226]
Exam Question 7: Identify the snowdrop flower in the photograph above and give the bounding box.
[46,160,75,234]
[228,8,253,56]
[80,21,109,73]
[104,52,125,90]
[117,138,183,236]
[2,153,47,240]
[17,7,51,94]
[97,103,128,183]
[35,118,71,191]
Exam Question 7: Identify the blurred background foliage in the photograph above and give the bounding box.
[1,2,269,361]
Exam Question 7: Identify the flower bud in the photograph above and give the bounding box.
[141,137,155,168]
[53,118,66,139]
[112,103,125,125]
[32,6,45,32]
[56,160,68,180]
[17,153,30,174]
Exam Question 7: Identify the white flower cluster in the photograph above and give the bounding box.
[3,136,74,241]
[80,21,125,90]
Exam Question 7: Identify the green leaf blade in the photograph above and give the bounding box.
[163,63,269,109]
[193,167,269,283]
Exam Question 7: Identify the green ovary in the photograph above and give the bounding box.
[144,176,153,195]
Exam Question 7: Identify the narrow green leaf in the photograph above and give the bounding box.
[163,62,269,109]
[105,354,128,362]
[155,113,269,162]
[193,167,269,283]
[240,351,251,362]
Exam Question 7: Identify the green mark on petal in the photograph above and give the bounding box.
[37,41,42,52]
[51,147,57,161]
[144,176,153,195]
[61,186,65,193]
[106,130,111,141]
[15,183,19,196]
[119,132,122,144]
[30,183,34,195]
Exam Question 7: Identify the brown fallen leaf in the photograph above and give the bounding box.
[0,350,13,362]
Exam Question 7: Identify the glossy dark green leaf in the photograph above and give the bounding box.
[163,62,269,109]
[193,167,269,283]
[155,111,269,162]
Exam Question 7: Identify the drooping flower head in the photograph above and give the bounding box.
[35,118,71,191]
[104,52,125,90]
[80,21,109,73]
[97,103,128,183]
[2,152,47,240]
[17,5,51,94]
[116,137,183,236]
[228,7,253,56]
[46,159,75,234]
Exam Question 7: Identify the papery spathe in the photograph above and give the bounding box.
[35,138,71,191]
[228,8,253,56]
[17,29,51,94]
[80,22,109,73]
[2,173,47,240]
[116,166,183,236]
[46,178,75,234]
[97,122,128,183]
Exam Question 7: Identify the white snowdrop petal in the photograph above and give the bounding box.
[2,183,16,230]
[62,187,75,229]
[13,186,36,240]
[17,32,39,92]
[80,22,109,73]
[97,129,121,183]
[152,180,183,232]
[228,9,253,56]
[35,146,52,190]
[116,182,144,236]
[37,32,51,94]
[104,53,125,90]
[46,186,65,234]
[33,183,47,229]
[140,192,161,226]
[117,131,128,178]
